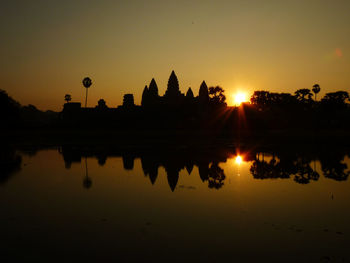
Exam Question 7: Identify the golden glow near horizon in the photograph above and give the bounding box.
[233,92,248,106]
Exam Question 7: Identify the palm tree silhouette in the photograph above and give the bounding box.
[64,94,72,103]
[312,84,321,101]
[82,77,92,107]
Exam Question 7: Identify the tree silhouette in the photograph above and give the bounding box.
[250,91,270,110]
[321,91,349,105]
[0,89,20,126]
[208,86,226,107]
[64,94,72,103]
[97,99,107,109]
[82,77,92,107]
[269,92,297,108]
[312,84,320,101]
[295,89,313,103]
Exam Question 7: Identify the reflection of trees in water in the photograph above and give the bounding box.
[294,158,319,184]
[198,161,226,189]
[319,151,350,181]
[208,162,225,189]
[0,145,22,185]
[250,153,295,180]
[250,159,280,179]
[250,155,320,184]
[251,148,348,184]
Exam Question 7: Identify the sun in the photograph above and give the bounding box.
[233,92,248,106]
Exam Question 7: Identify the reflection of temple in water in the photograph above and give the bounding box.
[1,143,349,188]
[60,146,233,191]
[58,144,350,190]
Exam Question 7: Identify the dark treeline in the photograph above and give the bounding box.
[2,71,350,133]
[0,89,58,128]
[248,88,350,130]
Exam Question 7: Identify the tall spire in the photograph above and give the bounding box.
[141,85,149,106]
[186,87,194,98]
[199,81,209,103]
[165,70,181,98]
[149,78,159,96]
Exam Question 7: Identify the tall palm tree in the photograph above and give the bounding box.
[312,84,320,101]
[82,77,92,107]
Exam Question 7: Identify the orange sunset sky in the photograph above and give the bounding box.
[1,0,350,111]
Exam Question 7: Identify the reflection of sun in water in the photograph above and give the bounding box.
[235,155,243,165]
[233,92,248,106]
[234,155,243,176]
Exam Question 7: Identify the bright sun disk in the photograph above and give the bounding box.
[233,92,247,106]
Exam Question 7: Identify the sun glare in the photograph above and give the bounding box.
[233,92,248,106]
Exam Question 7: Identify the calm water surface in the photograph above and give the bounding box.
[1,145,350,262]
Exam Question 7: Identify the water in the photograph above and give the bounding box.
[1,144,350,262]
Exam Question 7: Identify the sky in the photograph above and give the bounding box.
[1,0,350,110]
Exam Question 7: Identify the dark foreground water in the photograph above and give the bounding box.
[1,144,350,262]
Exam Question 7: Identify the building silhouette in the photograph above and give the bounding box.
[61,70,211,128]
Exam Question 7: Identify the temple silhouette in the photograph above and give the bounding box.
[61,70,222,129]
[58,70,350,132]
